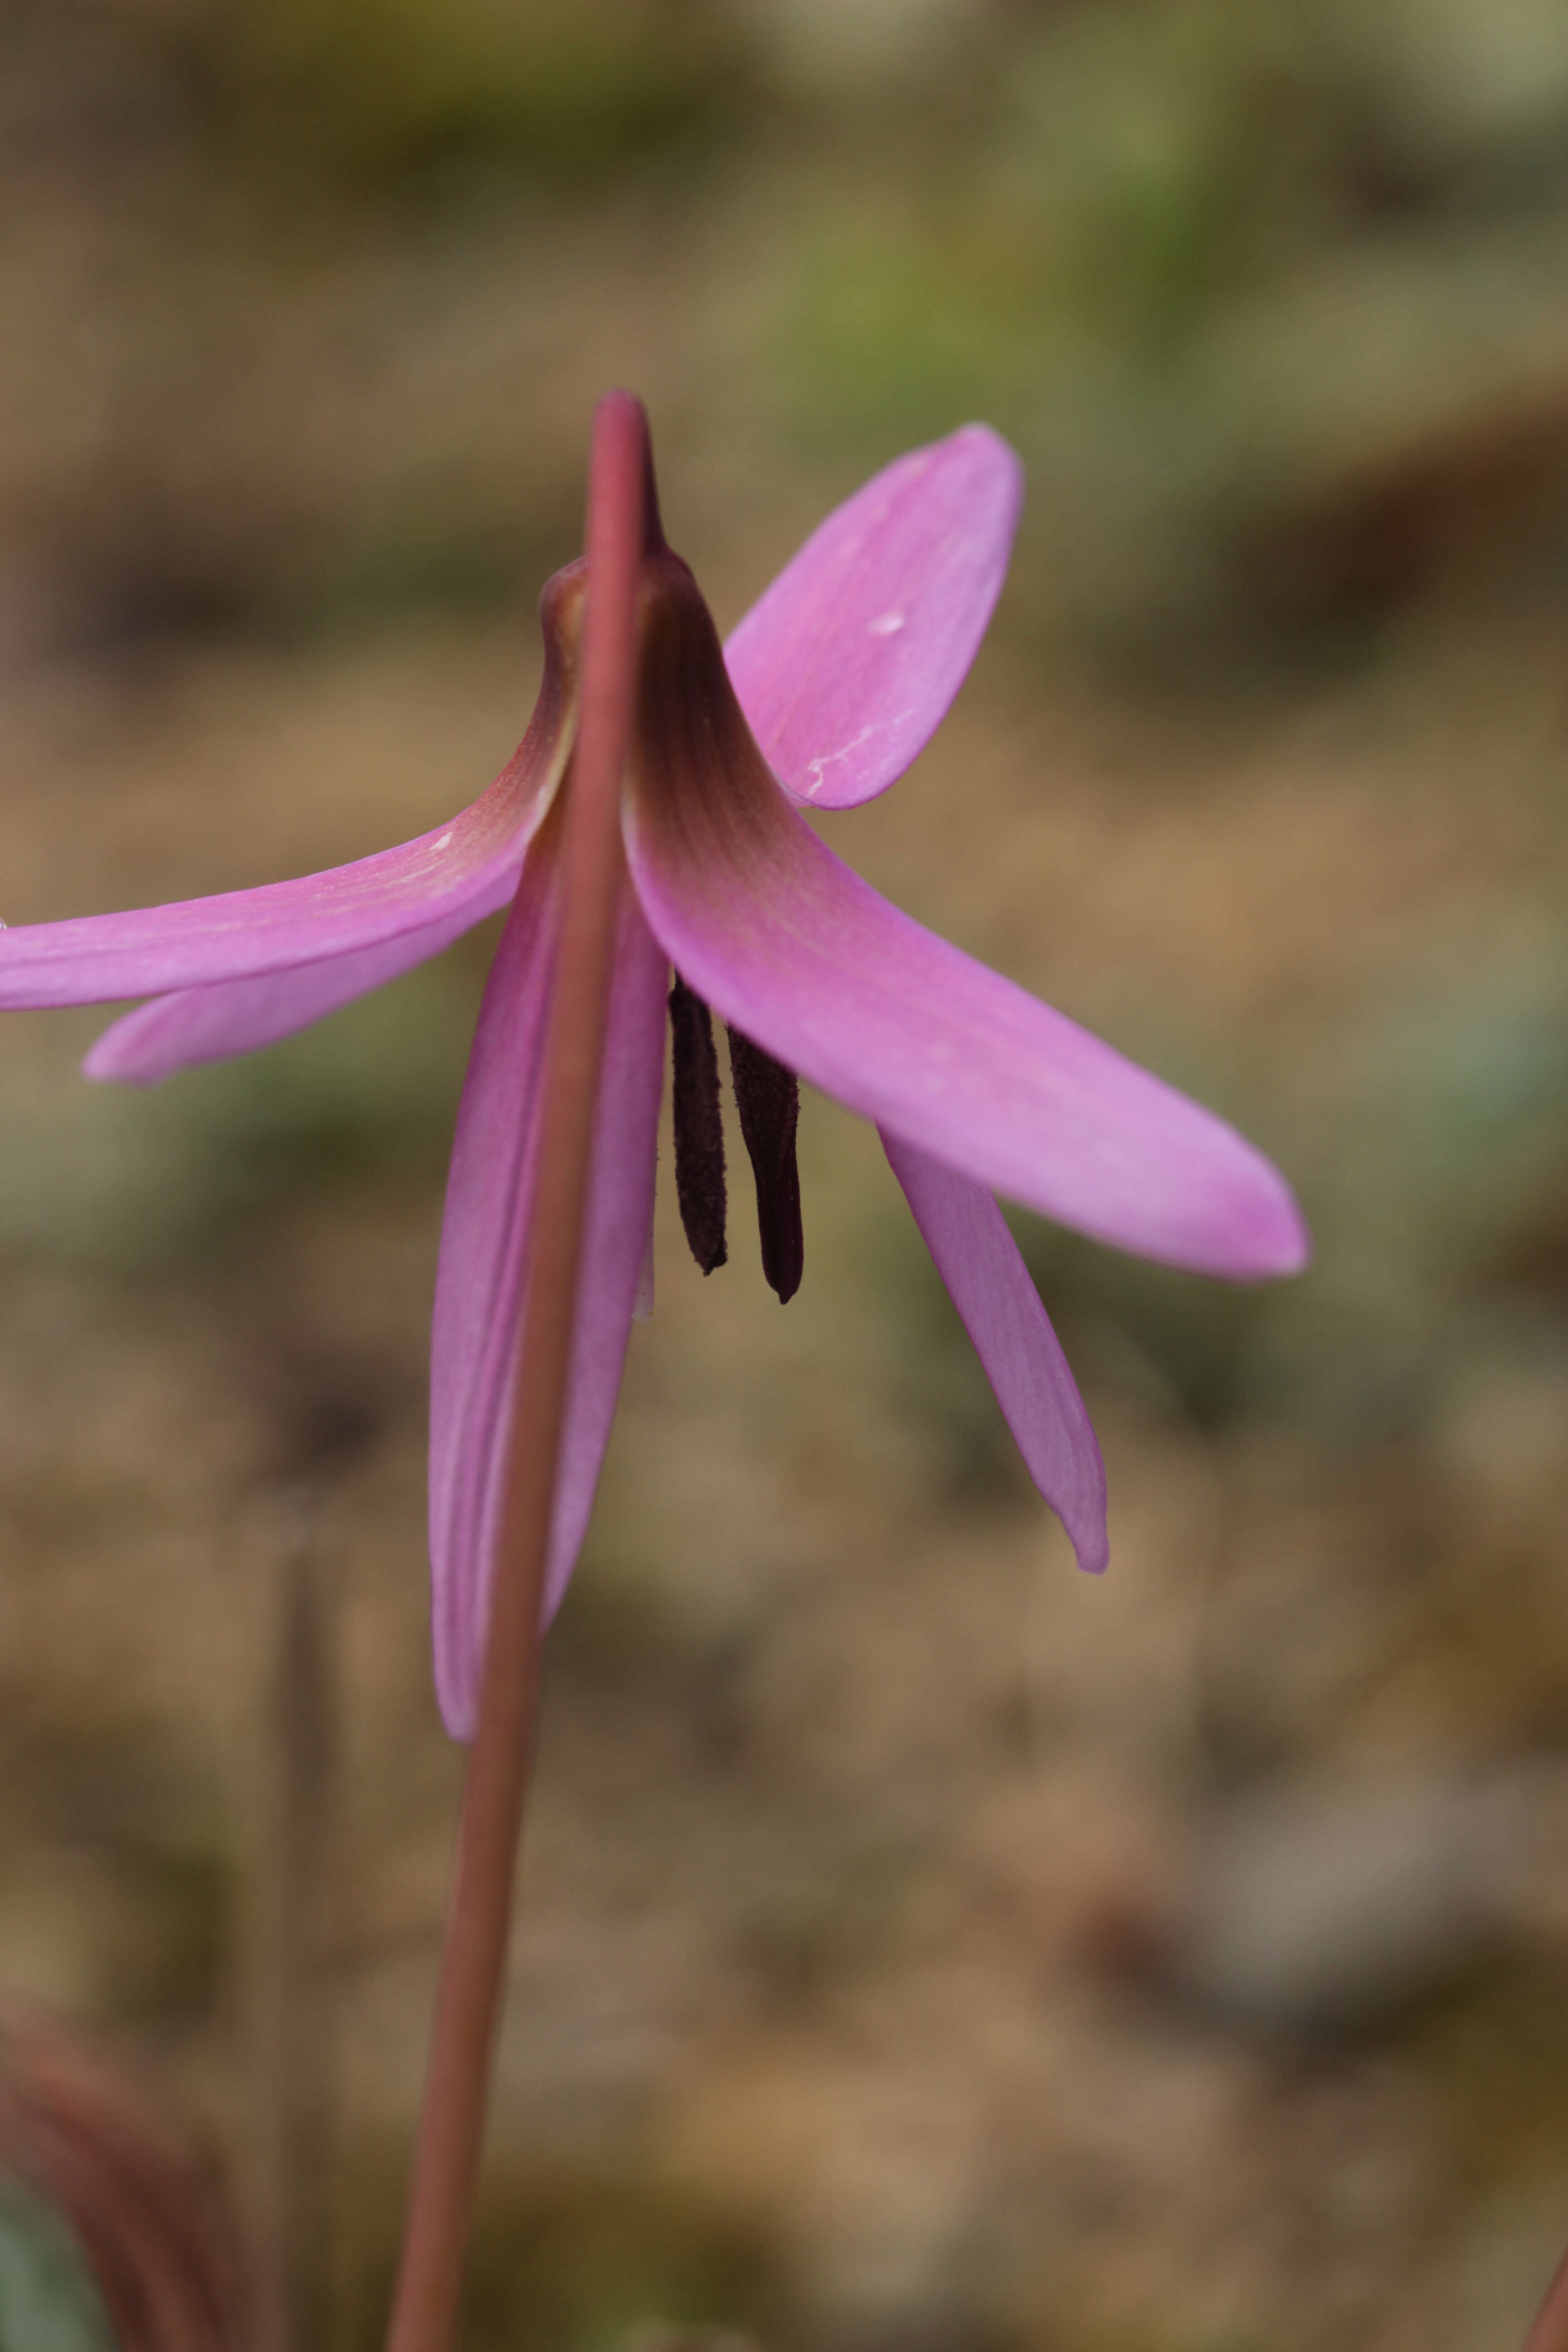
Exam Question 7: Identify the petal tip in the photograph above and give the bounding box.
[949,419,1024,489]
[1228,1179,1313,1283]
[1075,1534,1111,1577]
[933,426,1025,540]
[1066,1472,1110,1578]
[438,1693,475,1744]
[81,1032,141,1085]
[1275,1207,1313,1280]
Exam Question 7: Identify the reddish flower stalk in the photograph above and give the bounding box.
[1524,2245,1568,2352]
[381,391,649,2352]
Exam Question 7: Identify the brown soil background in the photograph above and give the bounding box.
[5,5,1568,2347]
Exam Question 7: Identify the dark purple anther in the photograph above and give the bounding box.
[726,1024,803,1303]
[669,974,728,1274]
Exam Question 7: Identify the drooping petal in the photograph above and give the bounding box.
[428,834,666,1740]
[634,799,1307,1279]
[723,424,1022,810]
[83,900,491,1082]
[881,1129,1108,1574]
[0,568,584,1017]
[623,568,1309,1281]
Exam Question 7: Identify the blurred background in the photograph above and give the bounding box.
[2,0,1568,2346]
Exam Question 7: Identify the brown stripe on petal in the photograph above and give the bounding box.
[727,1024,803,1303]
[626,549,802,877]
[669,973,728,1274]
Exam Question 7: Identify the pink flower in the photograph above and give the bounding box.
[0,419,1308,1734]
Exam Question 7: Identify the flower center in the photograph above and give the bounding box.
[538,522,808,1304]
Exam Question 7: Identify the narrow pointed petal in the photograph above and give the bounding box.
[723,425,1022,809]
[83,900,488,1081]
[428,842,666,1740]
[623,641,1308,1279]
[881,1129,1108,1573]
[0,575,583,1015]
[0,767,541,1013]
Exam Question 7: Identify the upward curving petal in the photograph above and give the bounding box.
[724,425,1022,810]
[0,749,549,1014]
[428,833,667,1740]
[881,1129,1108,1574]
[0,569,583,1017]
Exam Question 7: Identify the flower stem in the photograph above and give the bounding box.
[247,1492,336,2352]
[1524,2243,1568,2352]
[382,391,650,2352]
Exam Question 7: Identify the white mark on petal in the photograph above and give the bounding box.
[800,709,918,799]
[434,831,454,851]
[803,724,881,798]
[867,610,905,636]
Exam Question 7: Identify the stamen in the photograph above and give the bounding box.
[669,975,728,1274]
[726,1025,804,1304]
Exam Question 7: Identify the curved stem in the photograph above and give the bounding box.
[382,391,651,2352]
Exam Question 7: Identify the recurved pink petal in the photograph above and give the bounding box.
[428,842,666,1740]
[881,1129,1108,1573]
[83,900,494,1081]
[0,783,537,1014]
[0,782,535,1014]
[724,425,1022,810]
[0,597,579,1016]
[625,731,1308,1279]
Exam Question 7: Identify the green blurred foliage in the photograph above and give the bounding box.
[224,0,753,187]
[342,2160,781,2352]
[768,0,1568,641]
[14,0,1568,649]
[0,2181,113,2352]
[0,962,473,1274]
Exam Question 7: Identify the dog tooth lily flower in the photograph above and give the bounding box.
[0,407,1308,1735]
